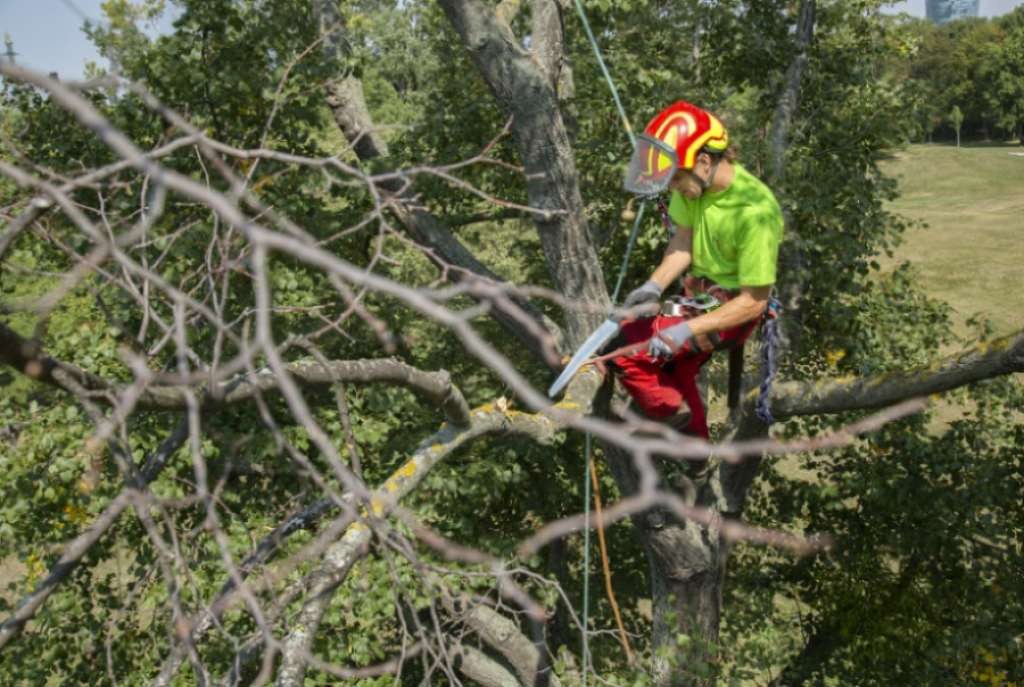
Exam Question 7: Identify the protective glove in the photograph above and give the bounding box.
[648,321,694,359]
[623,280,663,308]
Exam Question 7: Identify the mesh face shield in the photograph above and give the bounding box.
[623,134,679,196]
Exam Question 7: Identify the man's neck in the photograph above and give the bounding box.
[708,160,735,194]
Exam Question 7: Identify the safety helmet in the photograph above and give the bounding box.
[624,101,729,196]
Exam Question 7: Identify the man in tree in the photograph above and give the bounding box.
[616,101,784,440]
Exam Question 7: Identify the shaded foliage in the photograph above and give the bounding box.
[0,1,1020,685]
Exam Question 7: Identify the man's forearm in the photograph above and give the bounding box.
[650,252,691,289]
[687,288,769,337]
[649,229,693,289]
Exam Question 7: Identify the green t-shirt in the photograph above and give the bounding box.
[667,163,783,290]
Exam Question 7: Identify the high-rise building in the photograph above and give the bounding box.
[926,0,981,24]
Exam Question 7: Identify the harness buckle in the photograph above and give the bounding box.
[659,293,720,316]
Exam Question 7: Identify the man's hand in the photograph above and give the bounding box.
[623,280,663,308]
[648,321,694,359]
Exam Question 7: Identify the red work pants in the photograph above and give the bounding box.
[612,314,757,439]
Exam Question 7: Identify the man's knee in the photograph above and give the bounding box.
[619,381,685,419]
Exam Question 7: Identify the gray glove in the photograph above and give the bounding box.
[649,321,694,359]
[623,280,663,308]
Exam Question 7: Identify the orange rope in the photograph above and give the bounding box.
[588,454,634,662]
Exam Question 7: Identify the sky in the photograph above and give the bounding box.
[1,0,1023,80]
[0,0,177,79]
[885,0,1024,17]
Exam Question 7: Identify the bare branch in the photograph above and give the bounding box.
[0,321,472,425]
[152,497,342,687]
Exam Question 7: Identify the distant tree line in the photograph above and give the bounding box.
[889,6,1024,143]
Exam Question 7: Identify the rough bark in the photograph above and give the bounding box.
[314,0,389,160]
[460,602,562,687]
[767,0,817,187]
[643,508,726,685]
[768,327,1024,418]
[452,643,523,687]
[531,0,577,137]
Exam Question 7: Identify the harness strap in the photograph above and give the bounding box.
[728,344,744,410]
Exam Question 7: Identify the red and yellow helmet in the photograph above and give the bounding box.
[624,101,729,196]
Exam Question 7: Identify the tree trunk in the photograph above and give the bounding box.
[598,434,729,685]
[644,516,726,686]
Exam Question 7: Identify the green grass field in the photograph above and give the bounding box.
[879,142,1024,339]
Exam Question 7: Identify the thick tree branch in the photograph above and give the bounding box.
[531,0,577,135]
[384,201,564,367]
[452,643,523,687]
[770,0,816,355]
[531,0,568,87]
[768,0,816,186]
[212,357,473,427]
[457,601,562,687]
[315,0,390,159]
[767,328,1024,418]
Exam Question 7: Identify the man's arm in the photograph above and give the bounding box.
[649,226,693,290]
[686,285,771,338]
